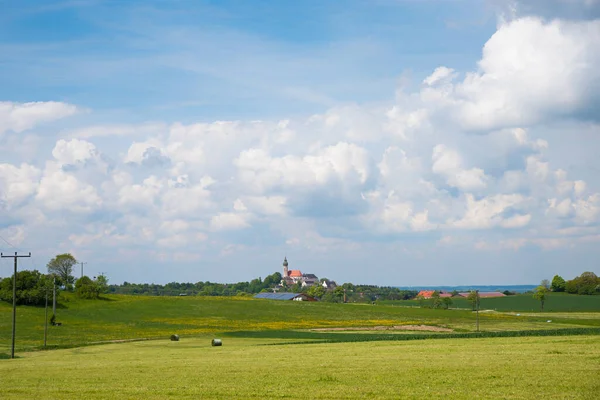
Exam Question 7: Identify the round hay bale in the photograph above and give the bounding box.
[211,338,222,346]
[170,334,180,341]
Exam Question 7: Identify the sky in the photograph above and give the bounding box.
[1,0,599,286]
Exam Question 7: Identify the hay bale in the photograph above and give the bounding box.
[211,338,222,346]
[170,334,180,341]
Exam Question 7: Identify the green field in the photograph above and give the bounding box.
[2,293,600,399]
[2,293,600,352]
[382,293,600,312]
[1,335,599,399]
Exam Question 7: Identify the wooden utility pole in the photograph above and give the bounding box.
[476,289,480,332]
[80,261,87,279]
[44,289,49,348]
[1,251,31,359]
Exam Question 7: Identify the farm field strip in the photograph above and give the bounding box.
[2,335,599,399]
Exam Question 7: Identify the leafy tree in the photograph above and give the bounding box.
[0,270,54,306]
[541,279,550,289]
[442,297,453,310]
[333,286,345,301]
[96,274,109,294]
[565,272,600,295]
[47,254,77,290]
[416,295,425,308]
[550,275,566,292]
[533,285,550,311]
[307,284,326,298]
[451,290,459,297]
[75,276,99,299]
[431,291,442,309]
[467,291,480,311]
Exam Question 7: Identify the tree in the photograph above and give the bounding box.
[565,272,600,295]
[96,274,109,294]
[467,290,480,311]
[307,284,326,299]
[431,291,442,309]
[47,254,77,290]
[0,270,54,306]
[416,295,425,308]
[442,296,453,310]
[541,279,550,290]
[75,276,100,299]
[533,285,549,311]
[550,275,566,292]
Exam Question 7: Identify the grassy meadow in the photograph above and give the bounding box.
[381,292,600,312]
[1,335,599,399]
[1,293,600,352]
[1,293,600,399]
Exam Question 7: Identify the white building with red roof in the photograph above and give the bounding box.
[281,257,319,286]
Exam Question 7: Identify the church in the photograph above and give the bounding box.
[280,257,319,287]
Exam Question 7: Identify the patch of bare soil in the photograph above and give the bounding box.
[311,325,453,332]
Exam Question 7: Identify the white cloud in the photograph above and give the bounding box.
[432,145,488,190]
[35,163,102,213]
[0,163,41,208]
[210,212,251,231]
[235,142,370,192]
[451,194,527,229]
[0,101,78,135]
[52,138,99,166]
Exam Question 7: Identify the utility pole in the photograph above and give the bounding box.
[476,289,480,332]
[44,289,49,348]
[52,276,56,316]
[80,261,87,279]
[1,251,31,359]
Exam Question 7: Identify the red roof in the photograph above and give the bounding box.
[418,290,453,299]
[289,270,302,277]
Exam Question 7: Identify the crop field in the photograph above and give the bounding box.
[1,335,599,399]
[1,293,600,353]
[382,293,600,312]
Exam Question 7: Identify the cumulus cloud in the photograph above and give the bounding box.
[2,10,600,282]
[0,163,41,209]
[421,17,600,131]
[0,101,78,135]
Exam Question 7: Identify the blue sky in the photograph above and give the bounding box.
[1,0,599,286]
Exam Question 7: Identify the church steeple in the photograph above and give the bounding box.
[283,256,289,277]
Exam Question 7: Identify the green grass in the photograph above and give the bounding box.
[382,293,600,312]
[1,335,599,399]
[2,293,599,353]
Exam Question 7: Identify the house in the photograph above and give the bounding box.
[281,257,320,287]
[301,274,319,287]
[417,290,453,299]
[321,279,337,290]
[254,292,318,301]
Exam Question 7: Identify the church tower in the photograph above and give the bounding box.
[283,256,289,278]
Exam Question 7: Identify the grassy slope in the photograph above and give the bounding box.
[1,293,599,353]
[2,335,599,399]
[382,293,600,312]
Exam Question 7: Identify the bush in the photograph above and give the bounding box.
[0,270,53,306]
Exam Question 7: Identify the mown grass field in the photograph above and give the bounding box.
[2,293,600,399]
[381,292,600,312]
[1,335,599,399]
[1,293,600,353]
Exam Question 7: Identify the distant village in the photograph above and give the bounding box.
[276,257,337,290]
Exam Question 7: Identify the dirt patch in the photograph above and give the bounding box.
[311,325,453,332]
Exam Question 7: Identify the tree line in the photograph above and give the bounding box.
[0,253,109,307]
